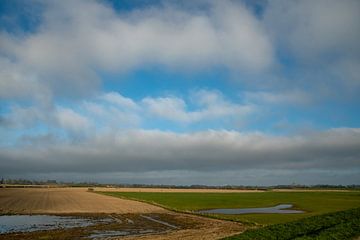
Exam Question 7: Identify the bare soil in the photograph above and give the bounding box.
[93,187,265,193]
[122,213,245,240]
[0,187,164,214]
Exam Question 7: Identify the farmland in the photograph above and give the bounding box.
[99,190,360,225]
[0,187,164,214]
[1,187,360,239]
[224,207,360,240]
[0,187,245,239]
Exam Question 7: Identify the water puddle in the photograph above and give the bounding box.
[0,215,99,234]
[0,213,180,238]
[197,204,304,215]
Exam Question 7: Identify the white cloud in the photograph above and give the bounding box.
[142,97,191,122]
[264,0,360,85]
[0,57,51,103]
[55,107,91,132]
[243,90,311,105]
[1,90,254,138]
[0,0,273,101]
[100,92,138,109]
[82,102,141,130]
[1,104,92,135]
[142,90,254,123]
[264,0,360,59]
[192,89,254,117]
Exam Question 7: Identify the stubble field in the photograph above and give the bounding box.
[0,187,164,214]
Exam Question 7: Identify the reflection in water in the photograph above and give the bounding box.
[198,204,304,214]
[0,215,97,234]
[0,214,177,238]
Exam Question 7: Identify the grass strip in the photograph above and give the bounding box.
[223,207,360,240]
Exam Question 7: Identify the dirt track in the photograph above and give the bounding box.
[122,213,245,240]
[0,187,164,214]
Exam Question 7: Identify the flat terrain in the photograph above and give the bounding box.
[0,187,245,240]
[121,215,245,240]
[0,187,165,214]
[101,191,360,225]
[94,187,265,193]
[3,187,358,239]
[0,211,245,240]
[94,187,355,194]
[225,207,360,240]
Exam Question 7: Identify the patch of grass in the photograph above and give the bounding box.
[100,191,360,225]
[223,207,360,240]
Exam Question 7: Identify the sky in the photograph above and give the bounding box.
[0,0,359,185]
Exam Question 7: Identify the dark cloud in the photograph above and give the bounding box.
[1,129,359,177]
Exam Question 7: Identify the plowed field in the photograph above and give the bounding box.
[0,187,164,214]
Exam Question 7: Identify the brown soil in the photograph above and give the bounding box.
[122,213,245,240]
[93,187,265,193]
[0,187,164,214]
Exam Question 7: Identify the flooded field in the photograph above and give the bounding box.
[0,215,100,234]
[0,213,192,239]
[198,204,304,215]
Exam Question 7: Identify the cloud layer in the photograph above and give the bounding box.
[1,128,359,175]
[1,0,360,184]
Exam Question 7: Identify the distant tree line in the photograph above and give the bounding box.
[1,178,359,190]
[0,178,57,185]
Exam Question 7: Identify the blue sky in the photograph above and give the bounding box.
[0,0,359,185]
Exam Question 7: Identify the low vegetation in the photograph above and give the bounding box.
[223,207,360,240]
[100,191,360,225]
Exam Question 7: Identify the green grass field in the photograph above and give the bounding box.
[224,207,360,240]
[101,191,360,225]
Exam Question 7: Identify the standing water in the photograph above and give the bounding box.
[0,215,96,234]
[197,204,304,214]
